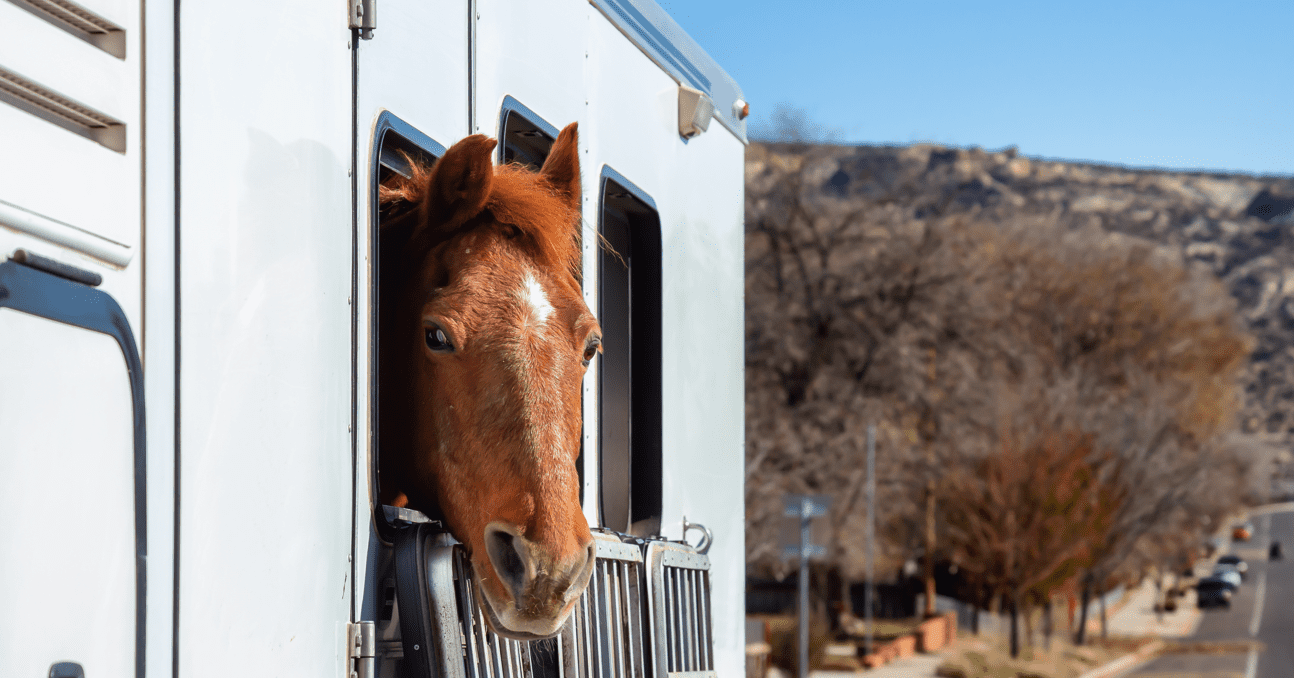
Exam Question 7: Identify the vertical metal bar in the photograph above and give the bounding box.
[467,0,477,134]
[700,571,713,669]
[621,562,637,678]
[595,563,607,678]
[490,614,506,678]
[689,569,701,670]
[799,500,810,678]
[680,568,692,670]
[663,567,674,672]
[477,603,494,678]
[688,569,699,670]
[866,424,877,659]
[581,586,595,678]
[611,562,623,678]
[459,558,481,678]
[670,568,682,671]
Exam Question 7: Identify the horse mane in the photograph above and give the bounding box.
[380,157,583,284]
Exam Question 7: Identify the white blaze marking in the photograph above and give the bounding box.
[518,273,554,328]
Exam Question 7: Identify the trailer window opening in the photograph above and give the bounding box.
[372,113,446,537]
[597,168,662,537]
[497,96,558,169]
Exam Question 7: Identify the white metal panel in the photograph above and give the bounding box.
[0,98,141,257]
[352,0,469,623]
[142,0,178,674]
[473,0,586,137]
[654,124,745,678]
[0,0,141,254]
[178,1,353,675]
[0,310,135,678]
[354,1,468,147]
[0,2,133,117]
[583,10,746,677]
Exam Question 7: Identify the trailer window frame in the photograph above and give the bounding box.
[596,165,662,537]
[369,112,447,542]
[496,95,559,170]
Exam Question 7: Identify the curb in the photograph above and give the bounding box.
[1074,640,1163,678]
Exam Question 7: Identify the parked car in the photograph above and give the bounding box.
[1233,521,1255,541]
[1196,577,1234,609]
[1218,554,1248,577]
[1211,564,1243,588]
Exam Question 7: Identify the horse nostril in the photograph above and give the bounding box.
[485,526,528,600]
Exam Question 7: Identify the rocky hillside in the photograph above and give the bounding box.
[748,141,1294,447]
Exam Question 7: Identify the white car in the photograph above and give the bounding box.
[1212,565,1243,588]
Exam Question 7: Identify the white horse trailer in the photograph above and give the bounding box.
[0,0,747,677]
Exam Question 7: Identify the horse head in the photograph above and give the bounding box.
[378,123,598,639]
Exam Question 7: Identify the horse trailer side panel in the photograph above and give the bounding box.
[657,128,746,678]
[473,0,587,139]
[177,2,354,675]
[0,309,136,678]
[352,0,470,624]
[142,0,180,674]
[582,9,748,676]
[0,0,142,257]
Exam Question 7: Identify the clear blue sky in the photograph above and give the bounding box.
[659,0,1294,176]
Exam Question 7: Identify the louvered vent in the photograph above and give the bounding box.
[0,66,125,152]
[9,0,126,58]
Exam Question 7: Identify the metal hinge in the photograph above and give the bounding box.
[347,621,376,678]
[348,0,375,40]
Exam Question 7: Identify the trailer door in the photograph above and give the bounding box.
[0,259,145,678]
[351,0,469,627]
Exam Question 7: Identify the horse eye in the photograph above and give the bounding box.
[582,339,600,367]
[426,328,453,352]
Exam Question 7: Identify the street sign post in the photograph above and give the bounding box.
[783,493,831,678]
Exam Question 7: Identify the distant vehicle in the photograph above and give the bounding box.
[1272,541,1283,560]
[1218,554,1248,576]
[1233,521,1255,541]
[1196,577,1234,608]
[1211,565,1243,588]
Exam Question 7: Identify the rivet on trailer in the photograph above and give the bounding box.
[0,0,746,677]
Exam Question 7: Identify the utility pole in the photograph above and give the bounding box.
[784,494,830,678]
[865,424,877,657]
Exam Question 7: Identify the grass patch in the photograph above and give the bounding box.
[934,636,1156,678]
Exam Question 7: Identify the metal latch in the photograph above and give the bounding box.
[348,0,375,40]
[347,621,376,678]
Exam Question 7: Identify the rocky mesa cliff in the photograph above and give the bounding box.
[747,140,1294,449]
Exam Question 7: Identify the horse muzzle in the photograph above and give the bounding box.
[477,522,596,639]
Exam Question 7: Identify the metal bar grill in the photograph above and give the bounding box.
[421,532,649,678]
[449,546,534,678]
[561,536,646,678]
[644,543,716,678]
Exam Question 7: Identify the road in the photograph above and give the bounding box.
[1130,508,1294,678]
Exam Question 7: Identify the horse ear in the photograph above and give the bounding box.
[540,123,580,210]
[422,134,497,230]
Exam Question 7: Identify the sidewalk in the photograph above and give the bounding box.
[799,652,946,678]
[1102,576,1201,638]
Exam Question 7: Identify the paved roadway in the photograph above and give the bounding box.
[1130,507,1294,678]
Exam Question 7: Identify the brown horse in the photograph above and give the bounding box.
[377,124,599,639]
